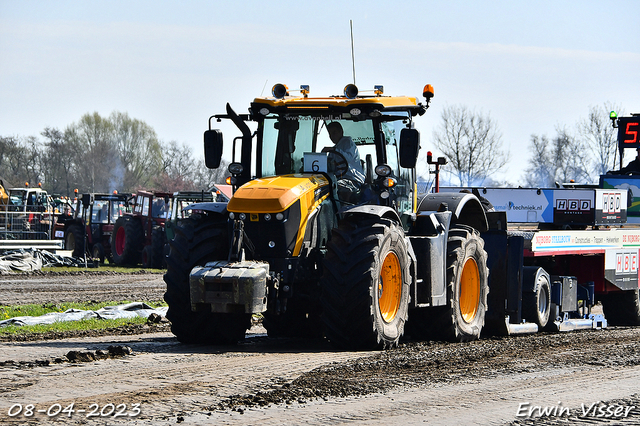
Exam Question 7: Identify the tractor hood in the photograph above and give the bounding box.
[227,174,330,213]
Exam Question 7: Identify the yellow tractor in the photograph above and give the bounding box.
[164,83,490,349]
[0,179,8,209]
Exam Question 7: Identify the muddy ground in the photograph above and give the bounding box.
[1,271,640,425]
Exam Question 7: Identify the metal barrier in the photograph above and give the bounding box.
[0,209,62,250]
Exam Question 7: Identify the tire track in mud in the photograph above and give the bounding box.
[0,271,166,306]
[0,332,367,425]
[3,272,640,425]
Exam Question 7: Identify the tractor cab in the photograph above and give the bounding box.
[205,83,433,228]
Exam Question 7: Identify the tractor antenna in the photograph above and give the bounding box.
[260,79,268,97]
[350,20,356,85]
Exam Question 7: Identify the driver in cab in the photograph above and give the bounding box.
[325,121,366,203]
[326,122,365,185]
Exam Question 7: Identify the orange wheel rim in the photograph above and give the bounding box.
[460,257,480,323]
[379,252,402,323]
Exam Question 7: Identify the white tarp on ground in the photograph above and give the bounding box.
[0,248,88,273]
[0,302,168,327]
[0,250,43,273]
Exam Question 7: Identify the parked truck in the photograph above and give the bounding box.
[163,83,640,349]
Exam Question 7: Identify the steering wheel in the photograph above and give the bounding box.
[327,150,349,178]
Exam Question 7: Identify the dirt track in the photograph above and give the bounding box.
[2,272,640,425]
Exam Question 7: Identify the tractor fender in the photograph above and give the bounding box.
[341,204,401,224]
[416,192,488,232]
[183,201,228,215]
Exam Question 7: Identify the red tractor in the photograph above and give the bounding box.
[111,191,172,268]
[58,192,129,262]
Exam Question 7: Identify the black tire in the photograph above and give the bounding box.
[65,225,85,258]
[92,244,105,264]
[321,216,411,350]
[141,245,153,268]
[111,216,143,266]
[522,266,552,328]
[431,225,489,342]
[601,289,640,326]
[151,226,167,269]
[163,213,250,344]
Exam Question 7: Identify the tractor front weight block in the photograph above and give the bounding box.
[190,260,269,314]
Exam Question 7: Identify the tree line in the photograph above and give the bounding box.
[429,102,624,187]
[2,104,624,196]
[0,111,228,197]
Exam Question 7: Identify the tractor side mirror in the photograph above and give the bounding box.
[204,129,223,169]
[82,193,91,207]
[399,128,420,169]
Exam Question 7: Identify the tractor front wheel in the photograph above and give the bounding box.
[164,213,250,344]
[322,216,410,350]
[65,225,85,258]
[111,216,143,266]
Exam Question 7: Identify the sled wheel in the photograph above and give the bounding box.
[522,266,552,328]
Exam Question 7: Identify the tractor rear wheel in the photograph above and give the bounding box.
[111,216,143,266]
[432,225,489,342]
[164,213,250,344]
[601,289,640,326]
[65,225,85,258]
[322,216,410,350]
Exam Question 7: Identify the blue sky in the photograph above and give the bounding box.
[1,0,638,184]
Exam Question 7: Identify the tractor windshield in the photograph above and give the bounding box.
[260,116,375,178]
[92,200,110,224]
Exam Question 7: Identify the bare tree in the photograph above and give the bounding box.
[111,111,163,192]
[525,127,592,187]
[579,102,624,175]
[0,135,45,188]
[41,127,76,197]
[553,127,591,184]
[193,158,230,190]
[0,136,21,184]
[65,112,117,193]
[154,141,198,192]
[432,105,509,186]
[524,134,554,187]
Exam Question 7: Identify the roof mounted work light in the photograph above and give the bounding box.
[272,84,289,99]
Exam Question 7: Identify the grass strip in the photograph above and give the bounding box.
[0,300,167,336]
